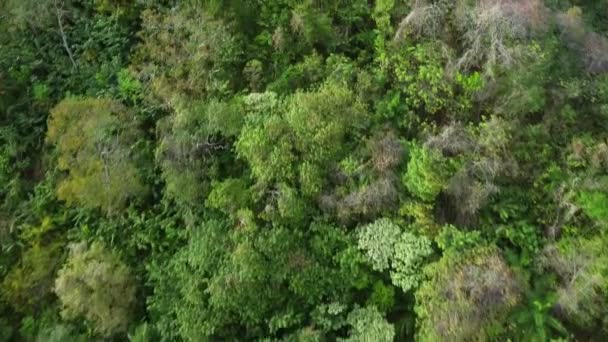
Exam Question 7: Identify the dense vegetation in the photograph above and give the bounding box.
[1,0,608,340]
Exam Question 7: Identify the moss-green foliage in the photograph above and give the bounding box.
[1,243,62,313]
[1,218,63,314]
[55,241,136,337]
[47,98,146,213]
[2,0,608,340]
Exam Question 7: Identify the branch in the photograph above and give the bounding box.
[54,0,76,68]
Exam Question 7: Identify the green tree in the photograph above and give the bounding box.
[156,99,243,207]
[357,218,433,292]
[357,218,401,271]
[341,306,394,342]
[54,241,137,337]
[46,97,147,213]
[135,6,243,103]
[237,82,368,196]
[286,81,367,167]
[1,217,64,317]
[403,143,458,202]
[236,92,295,185]
[390,230,433,292]
[1,242,62,314]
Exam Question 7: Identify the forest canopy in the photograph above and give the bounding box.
[1,0,608,340]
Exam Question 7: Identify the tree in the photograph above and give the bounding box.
[340,306,394,342]
[453,0,548,74]
[54,241,137,337]
[206,178,251,217]
[134,6,243,103]
[576,190,608,224]
[148,219,371,340]
[426,118,517,222]
[403,143,458,202]
[47,98,146,213]
[237,82,368,195]
[1,239,62,314]
[539,236,608,332]
[357,218,401,271]
[236,92,296,186]
[156,99,242,206]
[389,41,456,116]
[34,324,86,342]
[290,1,336,50]
[128,322,158,342]
[390,230,433,292]
[557,6,608,74]
[357,218,433,292]
[415,246,523,340]
[1,217,64,317]
[399,0,547,70]
[2,0,72,67]
[286,81,367,167]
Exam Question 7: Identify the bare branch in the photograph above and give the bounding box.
[53,0,76,68]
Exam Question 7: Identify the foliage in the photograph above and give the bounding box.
[285,81,367,168]
[128,322,157,342]
[340,306,394,342]
[135,5,243,102]
[237,81,368,194]
[1,0,608,340]
[576,190,608,224]
[357,218,401,271]
[415,246,523,341]
[357,218,433,292]
[47,98,147,213]
[539,236,608,330]
[1,218,63,314]
[1,242,62,313]
[156,98,243,206]
[403,143,458,202]
[509,276,568,341]
[390,230,433,292]
[54,241,137,337]
[34,324,86,342]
